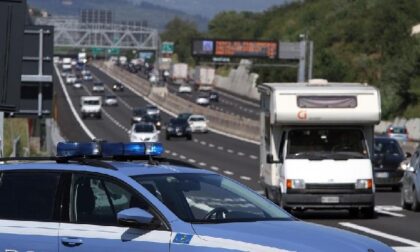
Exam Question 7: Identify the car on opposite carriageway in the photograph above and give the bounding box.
[0,141,394,252]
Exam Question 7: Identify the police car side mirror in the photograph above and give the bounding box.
[266,154,282,164]
[117,208,154,228]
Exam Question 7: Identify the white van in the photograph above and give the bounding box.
[80,96,102,119]
[258,80,381,218]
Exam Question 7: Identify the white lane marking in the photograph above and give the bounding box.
[199,162,207,166]
[193,139,199,143]
[179,155,186,160]
[210,166,219,171]
[171,152,178,157]
[250,155,258,160]
[240,176,252,181]
[217,146,224,150]
[339,222,420,247]
[223,170,234,175]
[375,205,405,217]
[208,143,215,148]
[188,159,196,163]
[165,150,171,154]
[227,149,234,154]
[54,64,96,140]
[200,141,207,145]
[393,247,420,252]
[237,152,245,156]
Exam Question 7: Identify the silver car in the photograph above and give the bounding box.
[401,146,420,211]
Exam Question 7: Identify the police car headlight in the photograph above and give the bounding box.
[286,179,305,189]
[356,179,373,189]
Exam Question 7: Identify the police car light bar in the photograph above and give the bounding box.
[57,141,165,159]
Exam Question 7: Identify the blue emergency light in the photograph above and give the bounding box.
[57,141,164,158]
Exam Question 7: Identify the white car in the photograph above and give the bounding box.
[129,122,159,142]
[104,95,118,106]
[188,115,208,133]
[196,95,210,106]
[92,82,105,92]
[178,85,192,93]
[73,81,82,89]
[65,74,77,84]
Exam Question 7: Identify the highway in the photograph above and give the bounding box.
[132,67,260,120]
[55,64,420,251]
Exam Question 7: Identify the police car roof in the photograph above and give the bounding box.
[0,161,214,177]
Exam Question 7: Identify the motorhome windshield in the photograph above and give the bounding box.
[286,129,368,160]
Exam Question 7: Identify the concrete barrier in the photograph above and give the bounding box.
[94,61,260,142]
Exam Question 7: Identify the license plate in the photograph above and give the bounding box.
[321,196,339,204]
[376,172,389,178]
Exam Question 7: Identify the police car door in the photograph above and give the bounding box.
[59,173,170,252]
[0,172,61,252]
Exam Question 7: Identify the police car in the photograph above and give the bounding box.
[0,141,393,252]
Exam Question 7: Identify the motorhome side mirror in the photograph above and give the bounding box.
[266,154,281,164]
[406,152,412,159]
[117,208,154,228]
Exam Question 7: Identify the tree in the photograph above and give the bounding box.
[160,17,201,64]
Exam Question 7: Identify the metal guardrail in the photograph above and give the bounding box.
[94,62,260,142]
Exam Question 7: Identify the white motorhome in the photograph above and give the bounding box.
[258,80,381,218]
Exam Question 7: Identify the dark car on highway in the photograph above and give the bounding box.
[143,114,162,130]
[131,108,147,124]
[165,118,192,140]
[209,91,219,102]
[373,137,406,191]
[112,82,124,91]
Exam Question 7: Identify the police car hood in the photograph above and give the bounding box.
[191,221,392,252]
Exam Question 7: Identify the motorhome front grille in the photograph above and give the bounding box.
[306,183,355,190]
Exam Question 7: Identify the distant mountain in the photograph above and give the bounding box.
[27,0,209,31]
[131,0,288,18]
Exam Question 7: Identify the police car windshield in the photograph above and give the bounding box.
[134,174,291,223]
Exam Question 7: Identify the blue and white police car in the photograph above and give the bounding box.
[0,141,393,252]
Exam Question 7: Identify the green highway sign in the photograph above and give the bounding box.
[161,41,174,54]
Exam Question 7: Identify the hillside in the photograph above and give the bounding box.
[27,0,208,30]
[202,0,420,118]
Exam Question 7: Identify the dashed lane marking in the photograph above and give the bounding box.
[240,176,252,181]
[188,159,196,163]
[227,149,234,154]
[171,152,178,157]
[210,166,220,171]
[250,155,258,160]
[218,146,224,150]
[223,170,234,175]
[180,155,186,160]
[199,162,207,166]
[200,141,207,145]
[237,152,245,156]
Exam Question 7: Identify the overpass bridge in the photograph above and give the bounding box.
[35,16,159,51]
